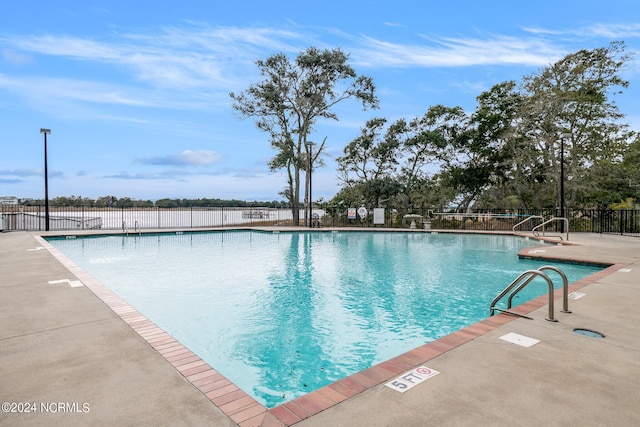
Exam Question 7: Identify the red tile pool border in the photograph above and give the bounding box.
[35,235,627,427]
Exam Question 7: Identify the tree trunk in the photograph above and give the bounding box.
[304,167,311,227]
[293,164,301,226]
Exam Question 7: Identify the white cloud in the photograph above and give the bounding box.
[0,25,304,92]
[1,49,34,66]
[524,23,640,39]
[0,168,41,177]
[137,150,222,166]
[383,22,405,28]
[0,22,616,123]
[0,74,154,107]
[351,34,566,68]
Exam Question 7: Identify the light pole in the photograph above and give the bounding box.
[40,128,51,231]
[306,141,315,228]
[559,132,572,233]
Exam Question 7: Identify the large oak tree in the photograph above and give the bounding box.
[230,47,378,225]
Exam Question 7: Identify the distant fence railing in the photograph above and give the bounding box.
[0,206,297,231]
[320,207,639,237]
[1,205,638,237]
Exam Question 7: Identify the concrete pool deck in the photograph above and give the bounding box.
[1,229,639,426]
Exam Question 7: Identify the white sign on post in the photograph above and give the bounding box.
[357,207,368,220]
[373,208,385,225]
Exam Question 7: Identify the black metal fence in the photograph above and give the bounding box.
[320,207,640,237]
[1,205,639,237]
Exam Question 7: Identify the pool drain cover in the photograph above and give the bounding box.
[573,328,605,338]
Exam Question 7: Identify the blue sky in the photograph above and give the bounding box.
[2,1,639,202]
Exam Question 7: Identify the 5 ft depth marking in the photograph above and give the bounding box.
[385,366,440,393]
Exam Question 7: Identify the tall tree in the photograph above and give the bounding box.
[337,117,401,206]
[437,82,519,211]
[398,105,466,209]
[336,106,463,208]
[517,41,632,211]
[583,133,640,207]
[230,47,378,225]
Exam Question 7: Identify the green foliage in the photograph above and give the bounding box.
[49,195,95,207]
[610,198,636,210]
[29,196,287,208]
[334,42,636,212]
[431,217,461,229]
[231,46,378,224]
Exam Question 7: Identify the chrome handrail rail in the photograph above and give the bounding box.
[489,268,562,322]
[506,266,571,314]
[531,217,569,241]
[512,215,544,234]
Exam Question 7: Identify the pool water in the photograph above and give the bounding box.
[48,231,602,408]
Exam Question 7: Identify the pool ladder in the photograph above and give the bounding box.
[512,215,569,241]
[122,220,141,236]
[489,266,571,322]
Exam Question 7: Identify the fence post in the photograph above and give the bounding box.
[599,209,603,234]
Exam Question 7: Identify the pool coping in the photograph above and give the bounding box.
[34,230,624,427]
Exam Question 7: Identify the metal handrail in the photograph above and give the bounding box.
[489,269,559,322]
[122,220,141,236]
[531,217,569,241]
[512,215,544,234]
[506,266,571,314]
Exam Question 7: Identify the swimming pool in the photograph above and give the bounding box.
[47,231,602,408]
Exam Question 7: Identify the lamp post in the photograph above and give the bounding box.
[40,128,51,231]
[559,132,572,233]
[306,141,315,228]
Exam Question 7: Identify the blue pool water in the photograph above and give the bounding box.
[48,231,602,408]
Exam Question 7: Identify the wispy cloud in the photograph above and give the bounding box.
[1,22,577,98]
[0,178,24,184]
[351,34,565,67]
[0,21,635,126]
[1,49,34,66]
[521,23,640,76]
[0,25,309,120]
[524,23,640,39]
[0,25,303,91]
[0,168,41,177]
[0,73,224,122]
[101,162,267,182]
[0,74,153,106]
[102,172,166,180]
[0,168,65,181]
[136,150,222,166]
